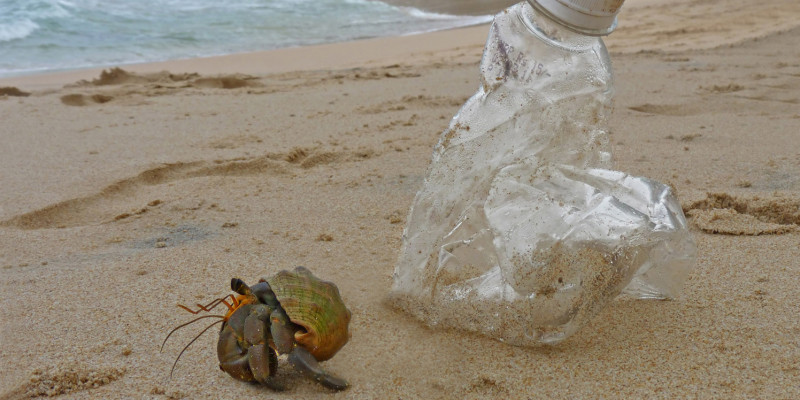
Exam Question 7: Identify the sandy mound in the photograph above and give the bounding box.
[0,87,30,97]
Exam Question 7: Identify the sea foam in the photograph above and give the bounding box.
[0,0,494,77]
[0,19,39,42]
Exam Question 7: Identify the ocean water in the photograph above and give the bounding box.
[0,0,492,77]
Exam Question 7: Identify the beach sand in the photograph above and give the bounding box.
[1,0,799,398]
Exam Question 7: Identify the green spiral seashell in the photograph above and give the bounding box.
[267,266,351,361]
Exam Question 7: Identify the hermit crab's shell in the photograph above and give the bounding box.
[266,266,351,361]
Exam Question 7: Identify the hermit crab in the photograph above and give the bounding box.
[163,266,351,391]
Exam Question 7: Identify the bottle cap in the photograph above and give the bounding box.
[529,0,625,36]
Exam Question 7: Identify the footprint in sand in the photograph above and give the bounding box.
[190,76,259,89]
[0,148,378,230]
[356,94,465,114]
[684,192,800,235]
[60,93,114,106]
[628,103,699,116]
[57,68,265,107]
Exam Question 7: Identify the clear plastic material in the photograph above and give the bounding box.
[390,2,695,345]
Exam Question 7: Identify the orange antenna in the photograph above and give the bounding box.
[176,294,239,315]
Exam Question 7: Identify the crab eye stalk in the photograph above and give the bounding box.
[231,278,251,295]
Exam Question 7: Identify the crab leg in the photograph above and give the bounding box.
[244,304,285,390]
[269,308,295,354]
[248,344,283,391]
[217,308,254,382]
[288,346,349,391]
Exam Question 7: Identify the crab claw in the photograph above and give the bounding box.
[248,343,284,391]
[288,346,349,391]
[218,303,285,391]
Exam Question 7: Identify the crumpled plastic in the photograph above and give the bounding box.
[390,2,696,345]
[392,162,695,345]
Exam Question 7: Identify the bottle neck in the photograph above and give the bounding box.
[519,1,599,52]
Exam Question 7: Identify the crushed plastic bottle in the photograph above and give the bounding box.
[390,0,696,345]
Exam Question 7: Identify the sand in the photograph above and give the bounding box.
[1,0,799,398]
